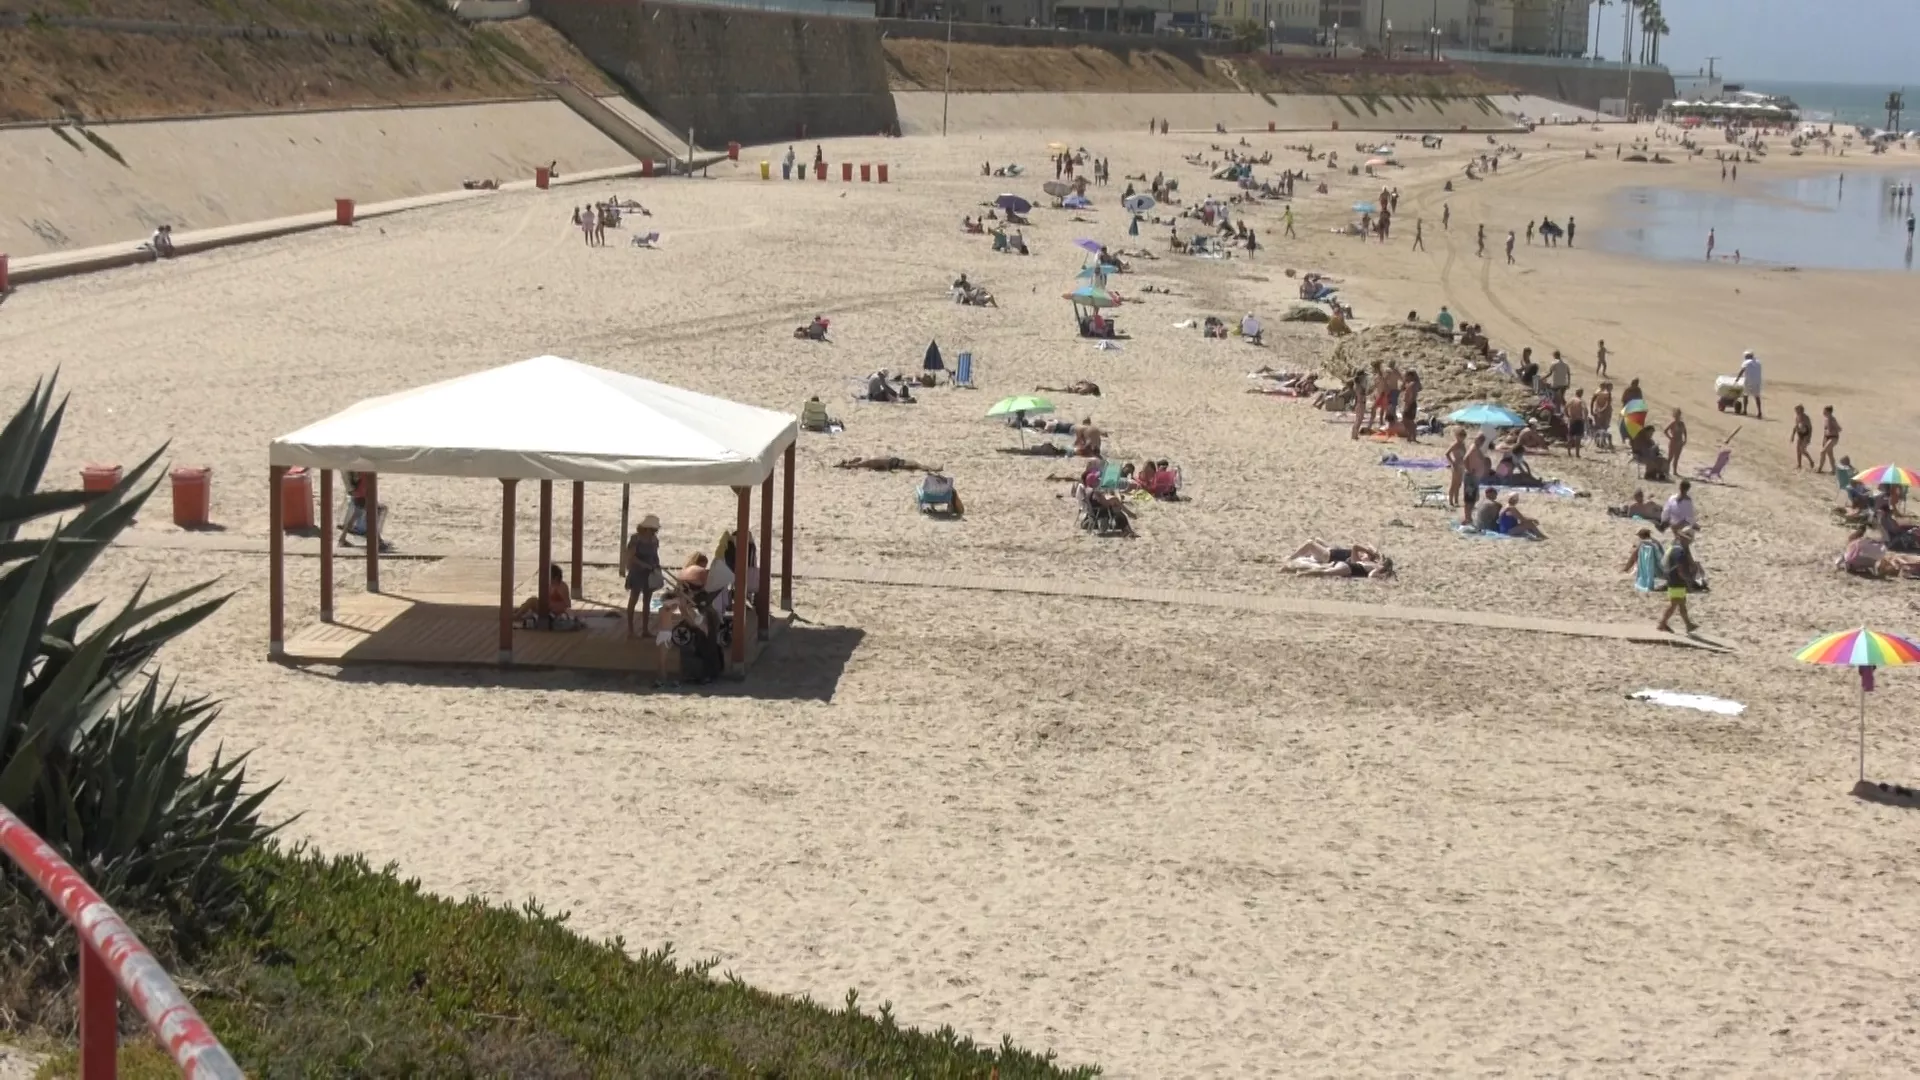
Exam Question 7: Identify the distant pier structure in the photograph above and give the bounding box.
[1888,90,1904,134]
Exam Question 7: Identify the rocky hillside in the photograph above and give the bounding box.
[0,2,614,122]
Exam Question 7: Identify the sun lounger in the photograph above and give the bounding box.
[1399,469,1448,509]
[916,473,960,515]
[1694,447,1732,483]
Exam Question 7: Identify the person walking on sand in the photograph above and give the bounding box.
[1818,406,1841,472]
[1442,203,1451,230]
[1791,405,1815,470]
[1526,219,1536,245]
[1665,408,1689,474]
[1283,205,1296,238]
[1735,349,1764,419]
[1595,339,1609,377]
[1477,223,1486,257]
[1566,216,1576,247]
[1445,426,1468,507]
[1657,531,1701,635]
[1505,230,1516,264]
[1706,227,1716,260]
[1412,218,1425,251]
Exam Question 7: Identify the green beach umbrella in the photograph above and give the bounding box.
[986,395,1055,417]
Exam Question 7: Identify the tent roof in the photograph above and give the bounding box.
[269,356,799,487]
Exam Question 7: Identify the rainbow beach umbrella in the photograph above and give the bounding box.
[1620,399,1650,442]
[1796,627,1920,781]
[1852,464,1920,489]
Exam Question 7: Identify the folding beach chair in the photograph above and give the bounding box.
[915,473,961,516]
[1399,469,1448,509]
[1694,447,1732,483]
[950,351,976,388]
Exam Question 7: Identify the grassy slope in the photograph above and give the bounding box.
[882,39,1506,98]
[29,845,1097,1078]
[0,1,614,122]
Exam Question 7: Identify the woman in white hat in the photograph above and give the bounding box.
[623,514,663,637]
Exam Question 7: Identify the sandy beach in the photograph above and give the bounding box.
[5,115,1920,1075]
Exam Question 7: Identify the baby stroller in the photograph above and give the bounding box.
[1074,483,1134,537]
[1713,375,1749,415]
[662,570,731,683]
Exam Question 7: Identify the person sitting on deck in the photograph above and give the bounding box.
[149,225,176,258]
[513,565,575,627]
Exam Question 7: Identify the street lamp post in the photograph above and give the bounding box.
[940,1,952,136]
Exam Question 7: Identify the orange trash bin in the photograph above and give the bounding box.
[170,466,211,529]
[860,163,871,181]
[335,199,355,226]
[842,162,852,181]
[280,467,314,531]
[81,464,122,492]
[877,163,889,183]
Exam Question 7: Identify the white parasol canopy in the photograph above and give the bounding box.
[269,355,799,487]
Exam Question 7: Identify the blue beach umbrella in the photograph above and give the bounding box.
[1447,402,1527,428]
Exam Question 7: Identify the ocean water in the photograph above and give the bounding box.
[1598,171,1919,271]
[1730,79,1913,129]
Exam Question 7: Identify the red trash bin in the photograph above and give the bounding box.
[728,141,741,161]
[170,466,211,529]
[841,162,852,181]
[280,466,314,531]
[81,464,122,492]
[0,253,9,294]
[642,158,655,177]
[860,163,871,182]
[335,199,355,226]
[535,165,551,189]
[1268,121,1275,132]
[815,160,827,181]
[877,163,889,183]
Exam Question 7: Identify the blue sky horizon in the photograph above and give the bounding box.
[1587,0,1915,86]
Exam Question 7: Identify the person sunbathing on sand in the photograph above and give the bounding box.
[835,456,941,472]
[1286,540,1394,577]
[1608,489,1664,521]
[1035,380,1101,396]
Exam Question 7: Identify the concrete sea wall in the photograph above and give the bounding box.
[0,100,633,257]
[894,91,1515,135]
[531,0,899,145]
[1461,60,1675,116]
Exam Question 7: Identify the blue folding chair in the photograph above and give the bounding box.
[950,351,975,388]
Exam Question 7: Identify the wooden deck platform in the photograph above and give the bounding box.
[281,558,781,673]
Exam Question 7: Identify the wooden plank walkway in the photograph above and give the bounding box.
[114,530,1736,653]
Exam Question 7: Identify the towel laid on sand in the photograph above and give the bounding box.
[1485,480,1579,499]
[1629,689,1746,716]
[1380,454,1448,471]
[1454,523,1535,540]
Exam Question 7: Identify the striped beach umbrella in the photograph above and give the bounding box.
[1796,627,1920,780]
[1852,464,1920,489]
[1620,399,1650,441]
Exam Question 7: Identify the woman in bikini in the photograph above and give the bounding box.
[1791,405,1815,470]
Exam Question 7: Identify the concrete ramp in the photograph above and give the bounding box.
[547,79,682,165]
[597,95,705,159]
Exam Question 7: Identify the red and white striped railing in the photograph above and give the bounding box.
[0,805,244,1079]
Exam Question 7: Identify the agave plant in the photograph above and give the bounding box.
[0,375,279,945]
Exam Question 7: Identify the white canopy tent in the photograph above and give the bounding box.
[265,356,801,669]
[270,355,798,486]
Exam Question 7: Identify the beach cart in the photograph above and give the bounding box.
[1714,375,1749,415]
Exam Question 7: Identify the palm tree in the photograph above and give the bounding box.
[1637,0,1663,65]
[1590,0,1609,59]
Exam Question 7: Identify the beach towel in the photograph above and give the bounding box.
[1093,340,1123,351]
[1485,480,1579,499]
[1628,689,1746,716]
[1380,454,1448,470]
[1454,523,1531,540]
[1633,540,1665,592]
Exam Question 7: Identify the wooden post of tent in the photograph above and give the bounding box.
[268,466,286,658]
[499,479,517,665]
[319,469,334,623]
[537,480,553,622]
[732,486,750,667]
[758,471,773,639]
[364,472,380,593]
[780,442,795,611]
[569,481,585,599]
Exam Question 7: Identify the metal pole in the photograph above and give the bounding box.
[620,484,631,550]
[1860,678,1867,782]
[941,4,952,137]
